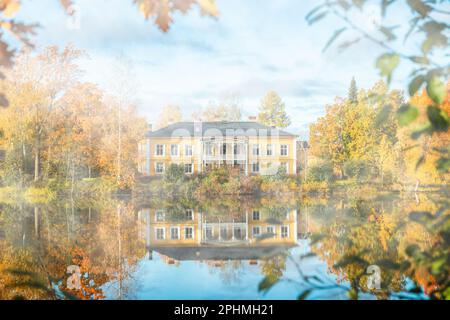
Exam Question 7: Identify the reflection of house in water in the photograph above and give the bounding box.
[138,208,298,265]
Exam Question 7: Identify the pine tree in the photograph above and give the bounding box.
[258,91,291,128]
[348,77,358,104]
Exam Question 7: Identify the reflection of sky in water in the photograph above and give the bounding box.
[103,242,373,300]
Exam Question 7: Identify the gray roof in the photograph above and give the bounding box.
[146,122,296,138]
[149,245,296,261]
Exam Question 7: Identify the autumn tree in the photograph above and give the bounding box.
[258,91,291,128]
[1,45,83,182]
[310,81,402,181]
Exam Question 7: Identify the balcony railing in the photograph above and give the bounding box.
[202,154,247,161]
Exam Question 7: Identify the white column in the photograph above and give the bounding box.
[147,138,151,175]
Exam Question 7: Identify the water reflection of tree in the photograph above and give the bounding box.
[207,260,246,286]
[0,199,146,300]
[259,193,449,300]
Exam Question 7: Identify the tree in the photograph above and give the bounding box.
[258,91,291,128]
[156,105,182,129]
[310,81,403,181]
[0,45,147,189]
[1,45,83,182]
[306,0,449,172]
[348,77,358,104]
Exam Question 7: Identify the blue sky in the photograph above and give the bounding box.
[14,0,443,137]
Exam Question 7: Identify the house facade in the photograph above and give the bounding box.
[138,121,298,176]
[138,207,298,263]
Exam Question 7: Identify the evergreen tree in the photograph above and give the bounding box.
[258,91,291,128]
[348,77,358,104]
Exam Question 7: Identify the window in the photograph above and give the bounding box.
[205,144,213,156]
[185,227,194,240]
[155,210,165,222]
[185,209,194,220]
[280,144,288,156]
[185,145,193,156]
[155,162,164,174]
[205,227,213,239]
[184,163,193,174]
[220,227,227,239]
[234,227,243,239]
[156,144,165,156]
[266,144,273,156]
[281,225,289,238]
[252,210,260,221]
[155,228,165,240]
[170,144,179,156]
[266,226,275,237]
[170,227,180,240]
[252,226,260,237]
[220,143,227,155]
[252,162,260,173]
[252,144,260,156]
[234,144,239,155]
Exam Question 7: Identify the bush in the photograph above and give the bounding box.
[24,187,55,204]
[344,159,370,182]
[307,163,334,182]
[164,164,186,183]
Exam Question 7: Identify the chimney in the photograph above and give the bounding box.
[147,123,153,132]
[248,116,257,122]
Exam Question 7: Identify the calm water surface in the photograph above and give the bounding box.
[0,192,445,300]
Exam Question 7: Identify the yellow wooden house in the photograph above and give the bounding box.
[138,121,298,176]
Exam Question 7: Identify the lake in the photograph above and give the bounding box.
[0,191,447,300]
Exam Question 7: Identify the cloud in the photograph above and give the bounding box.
[14,0,431,134]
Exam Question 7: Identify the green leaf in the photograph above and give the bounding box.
[421,22,448,54]
[376,53,400,84]
[407,0,431,17]
[380,26,397,41]
[411,123,431,140]
[305,4,326,22]
[352,0,365,10]
[409,75,425,96]
[427,105,449,132]
[323,27,347,53]
[426,76,447,105]
[375,259,401,270]
[408,56,429,65]
[436,157,450,173]
[307,11,328,25]
[415,154,426,170]
[297,289,312,300]
[431,258,446,275]
[397,104,418,126]
[334,255,368,268]
[348,287,359,300]
[258,275,279,293]
[405,244,420,257]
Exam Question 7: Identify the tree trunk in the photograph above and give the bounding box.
[34,148,40,182]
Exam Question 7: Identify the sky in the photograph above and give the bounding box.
[13,0,442,138]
